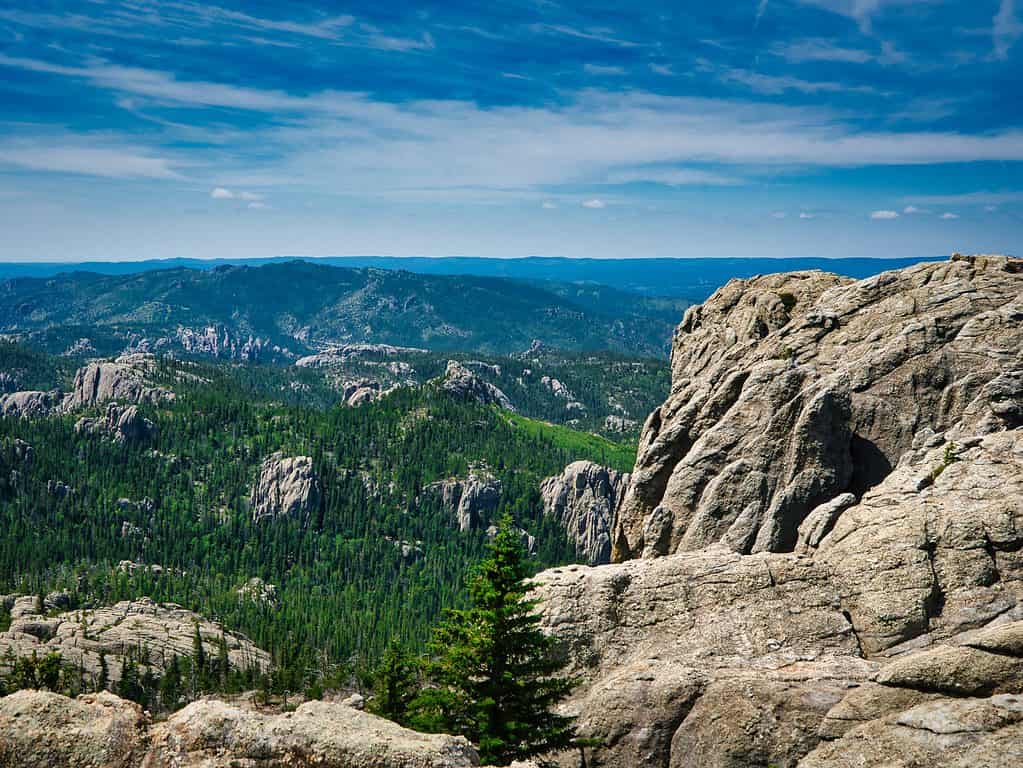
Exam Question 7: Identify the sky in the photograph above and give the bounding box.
[0,0,1020,261]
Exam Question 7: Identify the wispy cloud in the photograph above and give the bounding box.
[772,37,872,63]
[799,211,816,218]
[0,137,181,179]
[582,199,606,208]
[584,63,627,76]
[940,211,960,219]
[529,23,644,47]
[993,0,1022,60]
[870,209,899,219]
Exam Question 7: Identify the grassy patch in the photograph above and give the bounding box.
[501,411,637,473]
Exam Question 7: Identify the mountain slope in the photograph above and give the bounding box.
[0,261,685,357]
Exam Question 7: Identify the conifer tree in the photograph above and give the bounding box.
[369,638,418,726]
[411,514,576,766]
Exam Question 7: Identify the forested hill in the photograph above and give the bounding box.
[0,261,688,358]
[0,353,634,687]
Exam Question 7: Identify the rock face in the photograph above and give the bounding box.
[65,355,174,411]
[539,461,629,565]
[427,468,502,532]
[75,403,157,443]
[176,325,270,361]
[0,691,479,768]
[615,254,1023,560]
[249,452,322,524]
[0,690,149,768]
[0,389,63,419]
[441,360,515,411]
[0,596,270,685]
[531,255,1023,767]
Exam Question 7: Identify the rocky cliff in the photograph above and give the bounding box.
[0,596,270,685]
[441,360,516,411]
[65,354,175,411]
[534,254,1023,767]
[540,461,628,565]
[249,452,322,524]
[426,467,502,532]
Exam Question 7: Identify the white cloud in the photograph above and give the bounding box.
[0,138,180,179]
[772,38,872,63]
[902,205,928,214]
[870,209,899,219]
[247,201,269,210]
[212,187,264,200]
[940,212,960,219]
[582,199,606,209]
[584,63,627,76]
[985,204,999,212]
[799,211,816,219]
[542,201,557,209]
[649,63,673,75]
[605,167,743,186]
[5,54,1023,198]
[994,0,1022,60]
[772,211,787,219]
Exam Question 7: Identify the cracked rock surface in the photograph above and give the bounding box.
[534,255,1023,767]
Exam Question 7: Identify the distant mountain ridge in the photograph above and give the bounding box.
[0,260,687,358]
[0,255,947,301]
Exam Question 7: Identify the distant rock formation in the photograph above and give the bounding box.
[426,467,502,532]
[296,342,426,367]
[0,390,63,419]
[539,461,628,565]
[249,452,322,525]
[65,355,174,411]
[0,596,270,686]
[74,403,157,443]
[176,325,271,361]
[532,254,1023,767]
[0,690,479,768]
[440,360,515,411]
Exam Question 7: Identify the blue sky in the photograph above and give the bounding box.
[0,0,1020,261]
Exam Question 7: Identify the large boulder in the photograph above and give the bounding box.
[145,697,479,767]
[0,690,149,768]
[249,452,322,525]
[0,691,480,768]
[539,461,629,565]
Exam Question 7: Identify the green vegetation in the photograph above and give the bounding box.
[0,353,637,689]
[409,516,577,765]
[502,412,636,473]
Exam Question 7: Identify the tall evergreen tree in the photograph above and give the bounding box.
[368,639,418,726]
[411,514,576,766]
